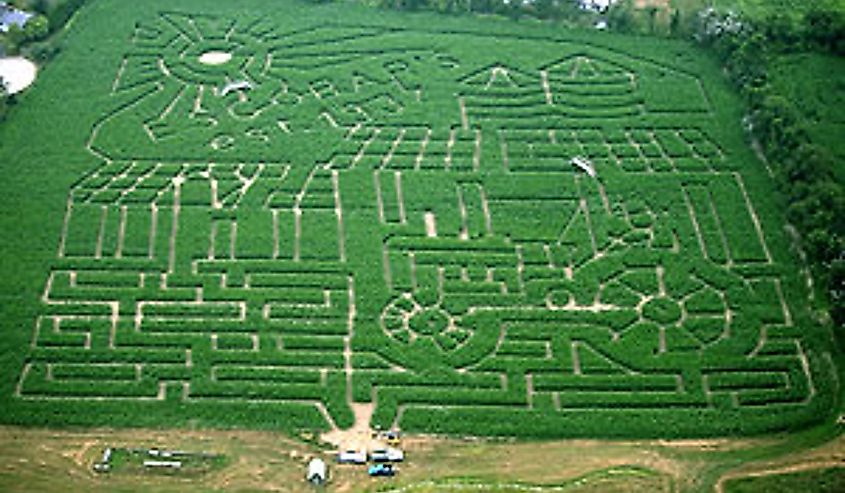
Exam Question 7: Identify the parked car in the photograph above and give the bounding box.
[370,447,404,462]
[384,431,401,446]
[368,463,395,477]
[336,449,367,464]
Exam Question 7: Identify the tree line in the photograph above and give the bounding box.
[356,0,597,25]
[693,7,845,334]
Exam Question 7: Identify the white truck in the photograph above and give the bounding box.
[336,449,367,464]
[370,447,404,463]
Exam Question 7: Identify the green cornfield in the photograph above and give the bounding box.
[0,0,837,438]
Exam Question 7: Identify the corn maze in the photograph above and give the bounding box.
[12,5,836,437]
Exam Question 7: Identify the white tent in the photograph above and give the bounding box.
[0,57,37,94]
[306,458,327,485]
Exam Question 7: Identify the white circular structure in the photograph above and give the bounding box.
[0,57,37,95]
[198,51,232,66]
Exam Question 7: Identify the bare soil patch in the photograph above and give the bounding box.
[635,0,670,8]
[319,402,387,452]
[198,51,232,65]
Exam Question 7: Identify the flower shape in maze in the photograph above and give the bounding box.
[591,250,749,351]
[380,293,472,352]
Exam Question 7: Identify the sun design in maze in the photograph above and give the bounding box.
[14,7,833,438]
[97,12,435,163]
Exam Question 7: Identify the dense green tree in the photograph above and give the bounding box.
[804,8,845,54]
[669,9,681,37]
[607,0,636,34]
[760,13,799,49]
[727,32,768,87]
[3,24,25,55]
[645,6,658,34]
[32,0,50,15]
[788,181,839,231]
[831,259,845,328]
[434,0,454,13]
[534,0,554,20]
[23,15,50,42]
[470,0,493,14]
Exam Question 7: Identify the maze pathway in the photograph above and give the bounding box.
[15,10,832,436]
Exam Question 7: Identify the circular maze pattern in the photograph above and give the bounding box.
[381,294,472,352]
[587,249,741,351]
[642,297,682,325]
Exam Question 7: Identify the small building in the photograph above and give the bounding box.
[92,447,113,473]
[0,2,32,33]
[306,458,327,485]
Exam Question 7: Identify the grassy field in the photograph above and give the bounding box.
[724,466,845,493]
[0,422,841,492]
[0,0,838,440]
